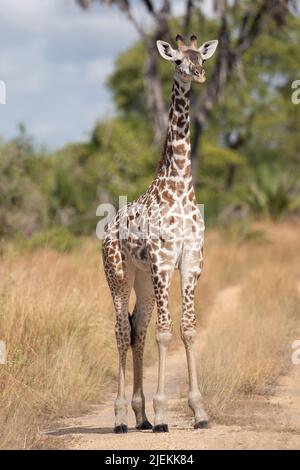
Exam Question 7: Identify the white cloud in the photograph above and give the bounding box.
[0,0,138,148]
[0,0,56,34]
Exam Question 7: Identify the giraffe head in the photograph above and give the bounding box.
[156,34,218,84]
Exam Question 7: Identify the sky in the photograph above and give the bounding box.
[0,0,211,150]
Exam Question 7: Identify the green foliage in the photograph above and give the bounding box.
[47,117,157,235]
[20,227,84,253]
[0,126,49,238]
[239,165,300,220]
[108,43,147,116]
[90,117,156,201]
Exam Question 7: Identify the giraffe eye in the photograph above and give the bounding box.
[175,59,182,65]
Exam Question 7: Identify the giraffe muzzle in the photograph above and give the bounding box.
[194,68,206,83]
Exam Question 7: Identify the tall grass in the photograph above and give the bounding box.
[0,243,116,449]
[197,222,300,418]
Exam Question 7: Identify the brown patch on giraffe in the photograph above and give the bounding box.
[159,179,166,190]
[175,129,187,140]
[183,124,189,134]
[175,98,186,109]
[162,190,175,205]
[164,240,175,251]
[157,132,169,172]
[177,115,186,128]
[188,190,194,202]
[177,158,186,169]
[184,164,192,177]
[176,181,186,194]
[170,167,180,177]
[171,116,179,128]
[139,246,148,261]
[174,143,186,155]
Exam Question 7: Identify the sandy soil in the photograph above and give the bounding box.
[45,286,300,450]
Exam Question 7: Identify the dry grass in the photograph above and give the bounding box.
[197,221,300,419]
[0,220,299,447]
[0,242,116,449]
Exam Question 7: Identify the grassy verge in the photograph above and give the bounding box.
[0,242,116,449]
[197,221,300,419]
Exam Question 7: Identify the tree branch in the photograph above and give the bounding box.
[76,0,171,143]
[183,0,194,37]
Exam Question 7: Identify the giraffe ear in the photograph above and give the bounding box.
[156,40,180,62]
[198,40,218,60]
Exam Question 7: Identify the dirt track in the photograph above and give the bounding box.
[46,286,300,450]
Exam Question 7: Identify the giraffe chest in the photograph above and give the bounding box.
[121,198,204,272]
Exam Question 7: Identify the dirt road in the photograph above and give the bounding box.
[46,287,300,450]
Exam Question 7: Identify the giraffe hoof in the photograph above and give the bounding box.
[153,424,169,433]
[194,420,209,429]
[137,420,153,430]
[114,424,128,434]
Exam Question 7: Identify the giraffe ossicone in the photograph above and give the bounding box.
[102,34,218,433]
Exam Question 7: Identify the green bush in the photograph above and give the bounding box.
[241,165,300,220]
[20,227,84,253]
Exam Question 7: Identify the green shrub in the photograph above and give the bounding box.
[241,165,300,220]
[20,227,84,253]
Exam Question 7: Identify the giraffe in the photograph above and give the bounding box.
[102,34,218,433]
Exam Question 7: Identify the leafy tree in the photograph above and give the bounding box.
[0,124,53,238]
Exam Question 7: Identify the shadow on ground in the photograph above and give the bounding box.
[46,426,143,436]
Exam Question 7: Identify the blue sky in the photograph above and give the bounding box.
[0,0,211,150]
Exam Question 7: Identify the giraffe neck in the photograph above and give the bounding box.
[158,77,192,187]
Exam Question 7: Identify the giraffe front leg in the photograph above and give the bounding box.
[180,257,209,429]
[151,268,173,433]
[153,329,172,432]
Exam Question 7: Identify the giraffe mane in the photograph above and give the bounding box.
[157,132,169,172]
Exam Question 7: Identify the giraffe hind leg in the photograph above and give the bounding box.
[103,249,135,434]
[130,270,155,430]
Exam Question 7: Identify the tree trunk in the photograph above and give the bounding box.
[144,48,168,145]
[225,163,237,191]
